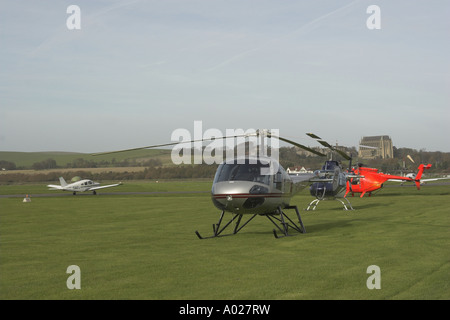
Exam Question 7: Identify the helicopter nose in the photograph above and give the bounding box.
[212,181,268,212]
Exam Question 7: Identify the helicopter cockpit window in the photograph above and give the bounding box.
[322,161,340,171]
[214,162,271,185]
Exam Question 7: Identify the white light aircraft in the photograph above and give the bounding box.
[388,164,450,185]
[392,175,450,185]
[48,177,122,195]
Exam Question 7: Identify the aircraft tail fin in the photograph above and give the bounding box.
[414,164,432,190]
[59,177,68,187]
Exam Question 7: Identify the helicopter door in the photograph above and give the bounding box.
[274,172,282,190]
[274,166,290,192]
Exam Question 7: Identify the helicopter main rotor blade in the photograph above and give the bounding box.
[306,132,351,160]
[333,149,351,160]
[92,130,327,157]
[305,133,321,140]
[273,135,326,157]
[92,142,187,156]
[91,134,249,156]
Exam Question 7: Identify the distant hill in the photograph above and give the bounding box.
[0,149,173,169]
[1,146,449,174]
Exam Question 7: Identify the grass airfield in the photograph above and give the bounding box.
[1,181,449,300]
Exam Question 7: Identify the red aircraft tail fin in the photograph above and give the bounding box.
[414,164,432,190]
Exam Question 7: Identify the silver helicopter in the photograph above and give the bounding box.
[94,130,349,239]
[206,155,310,239]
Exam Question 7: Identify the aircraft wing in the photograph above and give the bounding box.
[387,178,413,183]
[387,177,450,183]
[388,176,450,186]
[89,183,123,191]
[47,184,64,190]
[417,177,450,183]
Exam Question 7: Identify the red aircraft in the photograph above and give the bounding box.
[345,163,432,198]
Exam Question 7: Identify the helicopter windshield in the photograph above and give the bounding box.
[214,161,271,185]
[322,160,340,171]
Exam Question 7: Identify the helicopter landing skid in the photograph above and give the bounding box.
[268,205,306,239]
[195,205,306,239]
[195,211,257,239]
[305,197,354,211]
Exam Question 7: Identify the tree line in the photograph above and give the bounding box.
[0,164,219,184]
[26,157,164,170]
[1,147,448,184]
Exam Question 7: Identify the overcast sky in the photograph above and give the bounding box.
[1,0,449,153]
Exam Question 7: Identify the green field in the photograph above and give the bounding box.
[1,181,449,300]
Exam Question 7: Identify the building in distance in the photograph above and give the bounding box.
[358,135,394,159]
